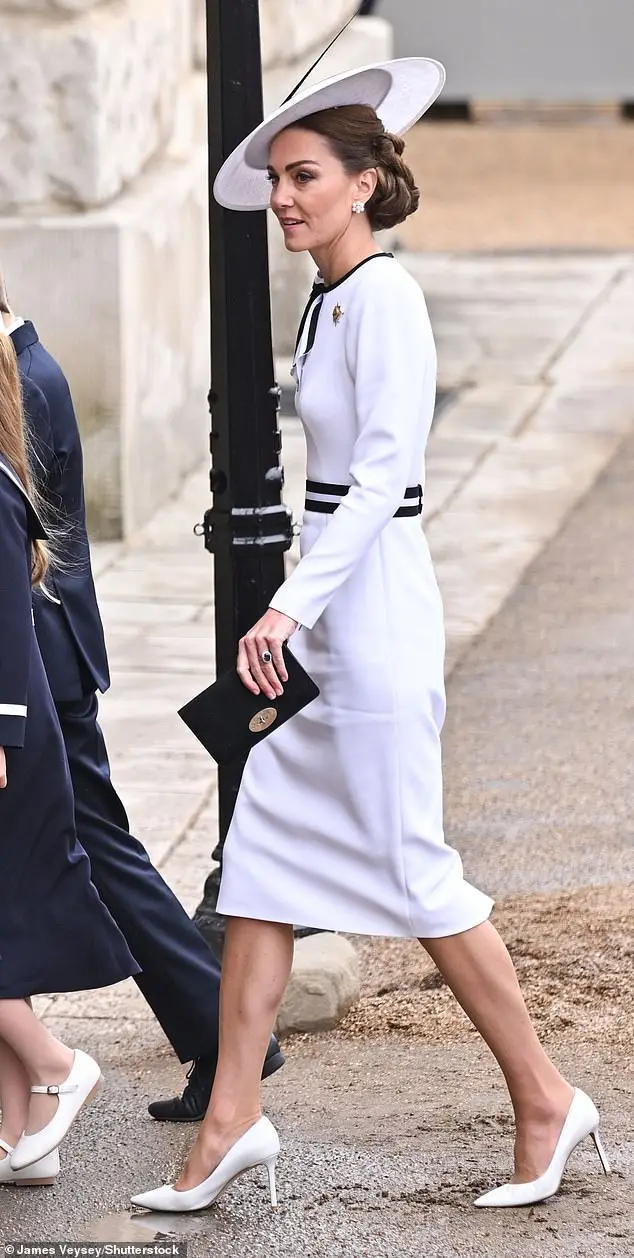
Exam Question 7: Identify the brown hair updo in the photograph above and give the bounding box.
[287,104,420,231]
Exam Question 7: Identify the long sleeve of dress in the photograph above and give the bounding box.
[270,271,436,630]
[0,478,32,748]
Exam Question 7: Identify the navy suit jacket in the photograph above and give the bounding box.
[12,321,110,701]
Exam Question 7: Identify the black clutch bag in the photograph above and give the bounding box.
[177,644,319,766]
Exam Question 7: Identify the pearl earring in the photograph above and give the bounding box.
[352,200,365,215]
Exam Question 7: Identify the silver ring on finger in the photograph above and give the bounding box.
[260,650,272,665]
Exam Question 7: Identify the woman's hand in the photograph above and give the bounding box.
[237,609,298,699]
[0,747,6,789]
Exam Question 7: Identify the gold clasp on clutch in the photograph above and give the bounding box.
[249,707,278,734]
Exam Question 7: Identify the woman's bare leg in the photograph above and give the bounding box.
[0,1035,31,1152]
[420,921,574,1181]
[177,916,294,1191]
[0,1000,74,1135]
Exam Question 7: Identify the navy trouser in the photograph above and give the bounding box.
[56,692,221,1063]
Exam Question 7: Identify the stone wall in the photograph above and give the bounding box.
[0,0,191,211]
[0,0,391,537]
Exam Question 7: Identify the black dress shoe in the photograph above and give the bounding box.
[147,1035,285,1122]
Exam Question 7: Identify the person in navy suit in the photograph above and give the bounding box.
[0,329,139,1184]
[0,276,284,1122]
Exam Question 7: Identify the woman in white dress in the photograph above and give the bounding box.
[132,59,609,1214]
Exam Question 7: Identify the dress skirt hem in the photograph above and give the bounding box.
[216,889,494,941]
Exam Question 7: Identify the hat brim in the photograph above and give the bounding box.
[213,58,446,212]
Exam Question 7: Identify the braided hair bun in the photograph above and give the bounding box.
[286,104,420,231]
[369,129,419,229]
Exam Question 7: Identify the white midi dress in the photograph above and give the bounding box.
[218,253,493,937]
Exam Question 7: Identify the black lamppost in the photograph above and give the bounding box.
[192,0,293,957]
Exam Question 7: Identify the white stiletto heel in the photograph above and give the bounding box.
[591,1128,611,1175]
[474,1089,610,1208]
[265,1155,278,1207]
[131,1116,280,1213]
[10,1050,102,1171]
[0,1138,60,1187]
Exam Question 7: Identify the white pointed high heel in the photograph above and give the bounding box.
[130,1116,280,1213]
[0,1138,60,1186]
[10,1050,102,1171]
[474,1088,610,1208]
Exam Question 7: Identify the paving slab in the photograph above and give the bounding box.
[98,598,205,628]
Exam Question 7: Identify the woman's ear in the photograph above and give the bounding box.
[356,167,378,202]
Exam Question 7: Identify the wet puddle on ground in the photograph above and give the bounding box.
[77,1212,204,1241]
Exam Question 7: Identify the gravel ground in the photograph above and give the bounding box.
[338,885,634,1049]
[397,123,634,252]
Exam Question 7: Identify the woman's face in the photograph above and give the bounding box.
[267,128,375,253]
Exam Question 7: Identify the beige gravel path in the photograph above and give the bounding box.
[399,123,634,252]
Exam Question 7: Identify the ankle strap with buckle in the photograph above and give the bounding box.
[30,1082,78,1095]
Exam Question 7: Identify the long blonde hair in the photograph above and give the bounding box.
[0,332,48,585]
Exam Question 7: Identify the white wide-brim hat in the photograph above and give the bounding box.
[213,57,446,212]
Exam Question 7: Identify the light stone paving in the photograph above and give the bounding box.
[37,249,634,1039]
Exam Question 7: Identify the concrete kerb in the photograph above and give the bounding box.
[277,934,361,1035]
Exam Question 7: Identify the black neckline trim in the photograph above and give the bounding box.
[320,252,393,294]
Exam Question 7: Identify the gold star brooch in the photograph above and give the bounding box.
[332,304,344,326]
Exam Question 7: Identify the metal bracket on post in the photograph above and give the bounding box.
[231,504,294,550]
[196,499,294,554]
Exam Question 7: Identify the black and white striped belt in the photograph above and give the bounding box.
[305,480,423,517]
